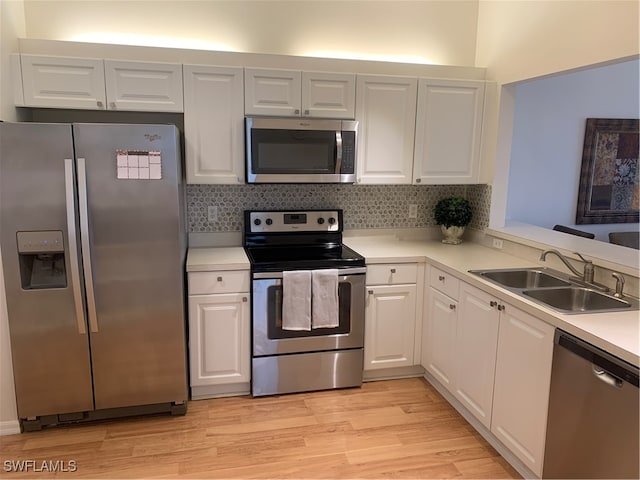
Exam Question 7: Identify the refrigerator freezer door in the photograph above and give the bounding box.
[0,122,94,418]
[72,123,187,409]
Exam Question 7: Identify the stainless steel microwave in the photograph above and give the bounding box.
[245,117,358,183]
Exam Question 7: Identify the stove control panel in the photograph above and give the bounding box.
[247,210,341,233]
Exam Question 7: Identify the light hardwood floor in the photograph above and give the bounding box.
[0,378,520,479]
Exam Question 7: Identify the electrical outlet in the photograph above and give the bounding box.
[492,238,504,249]
[207,206,218,223]
[408,204,418,219]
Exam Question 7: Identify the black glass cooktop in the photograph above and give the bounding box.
[245,244,365,272]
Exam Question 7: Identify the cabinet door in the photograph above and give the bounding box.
[365,284,417,370]
[491,305,554,477]
[245,68,301,116]
[456,283,500,429]
[104,60,183,112]
[413,79,484,184]
[301,71,355,119]
[188,293,250,386]
[356,75,417,184]
[183,65,245,184]
[423,288,457,392]
[20,54,106,110]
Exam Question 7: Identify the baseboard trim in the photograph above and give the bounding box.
[0,419,21,436]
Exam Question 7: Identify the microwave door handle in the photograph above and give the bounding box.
[335,131,343,174]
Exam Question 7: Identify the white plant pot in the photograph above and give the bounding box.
[440,225,465,245]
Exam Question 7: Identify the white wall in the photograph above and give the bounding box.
[507,59,640,241]
[476,0,639,85]
[0,0,25,434]
[21,0,479,66]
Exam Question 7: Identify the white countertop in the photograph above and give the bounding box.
[185,237,639,366]
[186,247,249,272]
[344,235,640,367]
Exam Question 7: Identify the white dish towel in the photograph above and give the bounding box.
[312,269,339,329]
[282,270,312,331]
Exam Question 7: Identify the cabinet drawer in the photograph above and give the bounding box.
[430,266,459,299]
[367,264,418,285]
[189,271,249,294]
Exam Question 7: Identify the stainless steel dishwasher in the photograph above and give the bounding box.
[543,329,639,479]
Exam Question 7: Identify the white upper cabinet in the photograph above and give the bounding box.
[356,75,418,184]
[245,68,301,117]
[245,68,355,118]
[20,54,107,110]
[183,64,245,184]
[18,54,183,112]
[104,60,183,112]
[301,71,355,118]
[413,79,485,184]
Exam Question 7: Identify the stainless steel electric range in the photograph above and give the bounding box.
[243,210,366,397]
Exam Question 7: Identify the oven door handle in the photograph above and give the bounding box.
[252,267,366,279]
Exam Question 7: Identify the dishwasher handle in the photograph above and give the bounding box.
[557,330,639,388]
[592,364,623,389]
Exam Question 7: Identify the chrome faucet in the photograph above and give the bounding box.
[611,272,625,298]
[539,249,595,283]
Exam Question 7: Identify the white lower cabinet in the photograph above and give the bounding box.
[365,284,417,370]
[424,266,554,473]
[364,263,422,371]
[426,266,501,428]
[490,305,555,477]
[455,283,500,429]
[424,287,457,390]
[187,271,250,399]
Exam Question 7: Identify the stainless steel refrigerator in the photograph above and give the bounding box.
[0,122,188,430]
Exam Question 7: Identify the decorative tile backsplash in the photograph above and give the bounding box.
[186,184,491,232]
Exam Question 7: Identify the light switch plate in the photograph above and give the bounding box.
[207,206,218,223]
[408,204,418,219]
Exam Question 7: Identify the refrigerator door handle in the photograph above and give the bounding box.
[64,159,87,335]
[77,157,99,333]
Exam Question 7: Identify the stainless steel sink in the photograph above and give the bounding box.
[470,268,571,289]
[523,287,633,314]
[469,267,639,314]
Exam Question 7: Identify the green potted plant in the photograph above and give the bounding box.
[434,197,473,244]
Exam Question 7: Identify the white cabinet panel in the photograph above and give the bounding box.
[424,287,457,391]
[429,266,460,300]
[183,64,245,184]
[491,306,555,477]
[104,60,183,112]
[366,263,418,285]
[245,68,302,116]
[188,293,250,386]
[245,68,355,118]
[413,79,484,184]
[356,75,417,184]
[365,284,417,370]
[456,283,500,429]
[188,270,250,295]
[302,71,355,118]
[20,54,106,110]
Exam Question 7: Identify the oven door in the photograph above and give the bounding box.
[252,268,365,356]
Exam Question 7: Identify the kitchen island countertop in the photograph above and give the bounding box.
[344,235,640,367]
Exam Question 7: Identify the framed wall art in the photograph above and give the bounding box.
[576,118,639,224]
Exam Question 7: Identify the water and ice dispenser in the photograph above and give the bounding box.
[17,231,67,289]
